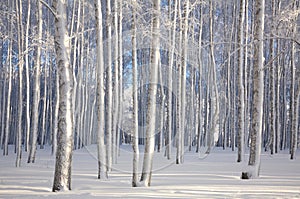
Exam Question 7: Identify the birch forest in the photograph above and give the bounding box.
[0,0,299,191]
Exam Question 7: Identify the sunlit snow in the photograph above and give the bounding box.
[0,145,299,198]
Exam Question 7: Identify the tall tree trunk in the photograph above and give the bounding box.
[206,0,219,154]
[52,0,74,192]
[25,0,31,152]
[131,0,139,187]
[3,1,13,156]
[117,0,123,157]
[290,0,298,160]
[179,0,189,162]
[176,0,183,165]
[95,0,108,179]
[242,0,265,179]
[28,0,42,163]
[112,0,119,164]
[140,0,160,187]
[196,1,203,154]
[237,0,245,163]
[16,0,24,167]
[105,0,113,172]
[269,0,276,155]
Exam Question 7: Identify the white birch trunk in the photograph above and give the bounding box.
[25,0,31,152]
[52,71,59,156]
[28,0,42,163]
[117,0,123,157]
[242,0,265,179]
[140,0,160,187]
[106,0,113,172]
[290,0,298,160]
[196,2,203,154]
[95,0,108,179]
[176,0,182,165]
[166,0,177,159]
[16,0,24,167]
[237,0,245,163]
[180,0,189,162]
[3,9,13,156]
[131,0,139,186]
[112,0,119,164]
[52,0,74,191]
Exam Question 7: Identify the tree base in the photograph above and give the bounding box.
[241,172,251,179]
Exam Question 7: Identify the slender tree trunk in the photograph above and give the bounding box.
[179,0,189,162]
[242,0,265,179]
[206,0,219,154]
[131,0,139,187]
[52,69,59,156]
[117,0,123,157]
[112,0,119,164]
[95,0,108,179]
[40,68,47,149]
[25,0,31,152]
[237,0,245,163]
[3,2,13,156]
[290,0,298,160]
[269,0,276,155]
[28,0,42,163]
[52,0,74,191]
[140,0,160,187]
[196,2,203,154]
[176,0,182,165]
[105,0,113,172]
[16,0,24,167]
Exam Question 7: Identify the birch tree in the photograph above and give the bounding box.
[3,0,13,156]
[16,0,24,167]
[131,0,139,187]
[242,0,265,179]
[106,0,113,172]
[166,0,177,159]
[237,0,245,163]
[25,0,31,152]
[290,0,299,160]
[95,0,108,179]
[112,0,119,164]
[140,0,160,187]
[28,0,42,163]
[52,0,75,191]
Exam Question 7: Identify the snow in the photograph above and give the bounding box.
[0,145,299,198]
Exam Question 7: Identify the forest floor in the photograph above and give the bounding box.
[0,145,299,198]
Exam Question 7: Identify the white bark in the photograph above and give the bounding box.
[95,0,108,179]
[106,0,113,172]
[16,0,24,167]
[176,0,182,165]
[179,0,189,163]
[52,0,74,191]
[117,0,123,157]
[242,0,265,179]
[52,70,59,156]
[25,0,31,152]
[131,0,139,187]
[28,0,42,163]
[140,0,160,187]
[3,7,13,156]
[237,0,245,163]
[166,0,177,159]
[290,0,298,160]
[112,0,119,164]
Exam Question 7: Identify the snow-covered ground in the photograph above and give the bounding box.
[0,145,299,198]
